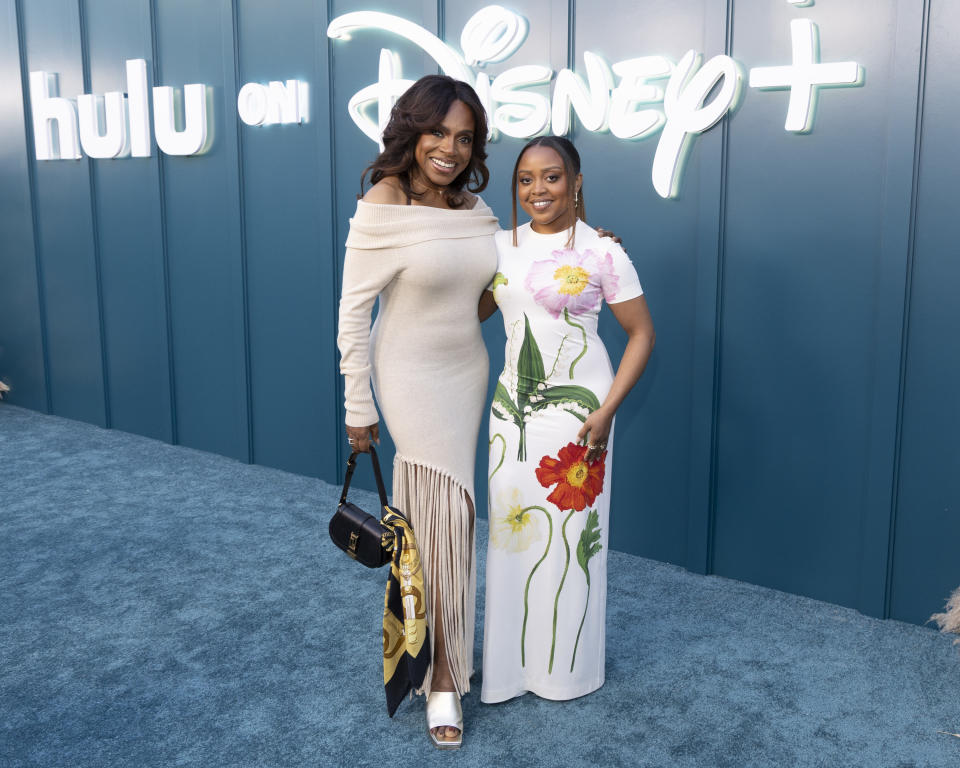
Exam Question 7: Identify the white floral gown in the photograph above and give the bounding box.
[481,220,643,703]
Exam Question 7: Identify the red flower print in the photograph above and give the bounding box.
[535,443,606,511]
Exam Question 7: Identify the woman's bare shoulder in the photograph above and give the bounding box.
[362,176,407,205]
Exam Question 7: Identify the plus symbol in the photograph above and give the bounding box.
[749,19,862,132]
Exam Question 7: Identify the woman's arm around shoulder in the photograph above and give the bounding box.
[478,289,498,322]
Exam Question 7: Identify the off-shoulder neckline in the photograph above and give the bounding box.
[356,196,485,212]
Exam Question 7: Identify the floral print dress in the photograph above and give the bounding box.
[481,220,643,703]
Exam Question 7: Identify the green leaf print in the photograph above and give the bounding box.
[495,314,601,461]
[563,307,588,378]
[548,509,576,674]
[560,408,589,423]
[517,315,546,404]
[492,381,522,424]
[571,509,602,671]
[488,433,507,481]
[520,506,552,668]
[534,385,601,416]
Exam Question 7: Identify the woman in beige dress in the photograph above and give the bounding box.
[336,75,498,748]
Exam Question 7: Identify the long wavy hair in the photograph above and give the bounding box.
[361,75,490,209]
[511,135,586,247]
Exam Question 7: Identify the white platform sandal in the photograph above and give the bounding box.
[426,691,463,750]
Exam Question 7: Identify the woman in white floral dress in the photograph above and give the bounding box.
[478,137,655,702]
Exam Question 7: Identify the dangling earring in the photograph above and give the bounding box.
[574,191,579,205]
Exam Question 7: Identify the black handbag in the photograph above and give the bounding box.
[329,445,403,568]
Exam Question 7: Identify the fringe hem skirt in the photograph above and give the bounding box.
[393,453,476,696]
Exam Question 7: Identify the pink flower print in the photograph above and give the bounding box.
[524,248,620,318]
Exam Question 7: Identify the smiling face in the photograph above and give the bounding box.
[412,100,475,191]
[516,145,583,234]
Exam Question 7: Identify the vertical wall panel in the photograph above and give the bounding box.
[714,0,905,610]
[153,0,249,460]
[21,0,106,425]
[236,0,338,478]
[855,0,927,618]
[890,0,960,625]
[0,0,47,411]
[84,0,172,442]
[687,1,734,575]
[574,0,723,566]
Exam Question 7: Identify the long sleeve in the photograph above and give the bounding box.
[337,243,401,427]
[336,198,498,429]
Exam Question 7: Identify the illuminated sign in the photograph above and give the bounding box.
[749,19,861,132]
[237,80,310,127]
[26,3,862,200]
[28,59,308,160]
[327,5,863,198]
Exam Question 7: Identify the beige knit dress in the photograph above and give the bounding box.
[337,198,499,696]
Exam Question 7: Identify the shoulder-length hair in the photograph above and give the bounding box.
[511,135,587,248]
[361,75,490,208]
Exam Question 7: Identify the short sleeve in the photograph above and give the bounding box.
[600,242,643,304]
[487,229,509,291]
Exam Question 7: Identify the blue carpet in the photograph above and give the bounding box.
[1,404,958,767]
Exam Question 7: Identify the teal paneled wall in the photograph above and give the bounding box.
[0,0,47,412]
[713,0,921,615]
[1,0,957,626]
[85,0,172,442]
[20,0,106,425]
[889,0,960,625]
[153,0,249,460]
[236,0,339,477]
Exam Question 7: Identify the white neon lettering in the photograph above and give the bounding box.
[491,65,552,138]
[126,59,151,157]
[551,52,613,135]
[152,84,210,156]
[77,92,129,158]
[652,51,743,198]
[460,5,528,66]
[297,81,310,124]
[748,19,861,133]
[345,49,413,148]
[238,83,269,126]
[29,71,81,161]
[267,80,305,124]
[473,71,495,139]
[327,11,473,83]
[238,80,308,126]
[22,4,866,196]
[609,56,672,140]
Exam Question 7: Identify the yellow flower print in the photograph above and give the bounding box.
[490,487,543,553]
[553,264,590,296]
[525,247,617,318]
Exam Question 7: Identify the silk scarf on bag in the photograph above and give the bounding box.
[382,508,430,716]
